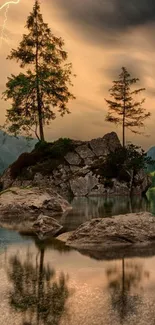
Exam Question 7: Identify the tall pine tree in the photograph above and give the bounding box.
[3,0,75,141]
[105,67,150,147]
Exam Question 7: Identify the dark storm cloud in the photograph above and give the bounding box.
[98,55,147,96]
[102,56,145,79]
[52,0,155,40]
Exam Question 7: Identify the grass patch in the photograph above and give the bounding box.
[0,188,18,196]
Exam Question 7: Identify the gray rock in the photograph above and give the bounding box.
[89,132,121,157]
[0,167,14,190]
[65,152,81,165]
[75,144,94,159]
[103,132,121,151]
[70,172,99,196]
[84,157,94,166]
[53,168,68,183]
[77,166,90,176]
[67,212,155,250]
[90,137,109,157]
[69,166,81,173]
[63,165,71,173]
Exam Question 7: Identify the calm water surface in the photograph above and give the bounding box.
[0,191,155,325]
[62,189,155,231]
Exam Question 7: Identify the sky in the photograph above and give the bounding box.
[0,0,155,149]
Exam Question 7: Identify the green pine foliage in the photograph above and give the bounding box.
[3,0,75,141]
[96,144,154,181]
[105,67,150,147]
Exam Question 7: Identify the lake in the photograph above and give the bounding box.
[62,189,155,231]
[0,190,155,325]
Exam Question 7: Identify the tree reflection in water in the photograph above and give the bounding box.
[7,245,70,325]
[106,259,149,324]
[147,189,155,215]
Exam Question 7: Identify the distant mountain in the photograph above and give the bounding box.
[147,146,155,173]
[0,130,37,174]
[147,147,155,160]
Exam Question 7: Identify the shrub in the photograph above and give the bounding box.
[98,144,154,182]
[34,140,48,151]
[10,152,40,179]
[47,138,74,158]
[10,138,74,179]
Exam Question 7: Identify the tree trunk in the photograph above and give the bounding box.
[129,169,134,196]
[122,115,125,147]
[122,73,126,147]
[121,258,125,325]
[37,248,45,325]
[35,4,45,142]
[37,90,45,142]
[122,258,125,293]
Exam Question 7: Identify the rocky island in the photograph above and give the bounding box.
[0,132,151,197]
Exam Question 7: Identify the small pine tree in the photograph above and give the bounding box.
[3,0,75,141]
[105,67,150,147]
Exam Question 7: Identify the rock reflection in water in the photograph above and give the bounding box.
[147,189,155,215]
[0,227,155,325]
[7,242,70,325]
[106,259,150,324]
[61,196,150,231]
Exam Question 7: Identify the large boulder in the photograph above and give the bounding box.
[90,132,120,157]
[0,186,72,224]
[67,212,155,250]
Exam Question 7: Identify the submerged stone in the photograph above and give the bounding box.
[32,213,63,239]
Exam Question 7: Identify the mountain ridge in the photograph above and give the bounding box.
[0,130,37,174]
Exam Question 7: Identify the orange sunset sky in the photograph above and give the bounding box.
[0,0,155,149]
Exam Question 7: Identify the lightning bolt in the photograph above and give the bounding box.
[0,0,21,47]
[0,0,20,10]
[0,3,9,47]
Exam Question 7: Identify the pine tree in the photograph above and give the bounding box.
[3,0,75,141]
[105,67,150,147]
